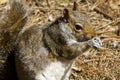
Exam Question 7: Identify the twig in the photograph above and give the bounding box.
[97,17,120,30]
[46,0,50,7]
[96,30,116,34]
[101,34,120,38]
[102,38,120,42]
[94,7,113,20]
[91,0,105,10]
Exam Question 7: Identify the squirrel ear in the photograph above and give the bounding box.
[63,8,70,20]
[73,2,79,11]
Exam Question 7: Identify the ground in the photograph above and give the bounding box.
[0,0,120,80]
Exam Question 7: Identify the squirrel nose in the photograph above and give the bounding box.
[86,34,94,40]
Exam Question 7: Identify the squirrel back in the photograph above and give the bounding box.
[0,0,27,79]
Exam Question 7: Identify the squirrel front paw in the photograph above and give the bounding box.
[87,37,102,49]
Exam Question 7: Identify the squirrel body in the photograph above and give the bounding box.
[15,2,101,80]
[0,0,102,80]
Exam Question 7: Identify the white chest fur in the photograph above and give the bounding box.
[35,61,73,80]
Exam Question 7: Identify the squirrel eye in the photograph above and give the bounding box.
[75,25,83,30]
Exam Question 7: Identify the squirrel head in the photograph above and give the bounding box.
[44,2,96,59]
[63,2,95,42]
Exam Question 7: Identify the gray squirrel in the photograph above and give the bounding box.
[0,0,102,80]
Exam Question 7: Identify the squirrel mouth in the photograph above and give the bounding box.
[78,37,91,42]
